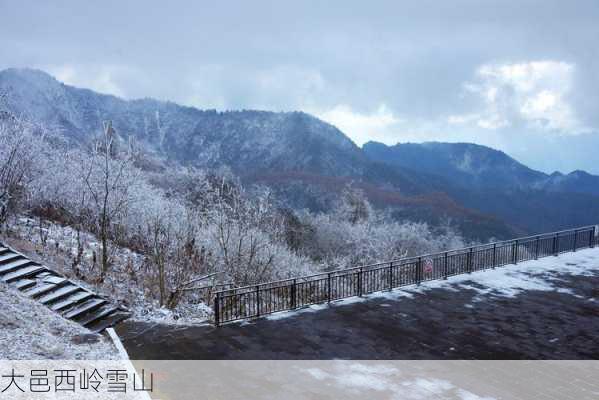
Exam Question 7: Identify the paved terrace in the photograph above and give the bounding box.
[118,247,599,359]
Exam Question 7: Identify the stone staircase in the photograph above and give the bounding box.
[0,241,130,333]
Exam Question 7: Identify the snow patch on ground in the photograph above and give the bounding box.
[263,247,599,322]
[6,216,212,326]
[130,303,213,326]
[0,282,119,360]
[265,303,328,321]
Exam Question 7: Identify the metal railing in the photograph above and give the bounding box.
[213,225,598,325]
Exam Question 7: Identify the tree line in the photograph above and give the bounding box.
[0,99,465,311]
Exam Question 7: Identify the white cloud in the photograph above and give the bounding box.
[448,112,509,130]
[180,65,330,112]
[453,60,585,134]
[316,104,401,145]
[256,66,325,98]
[476,114,510,130]
[448,113,479,125]
[42,64,138,99]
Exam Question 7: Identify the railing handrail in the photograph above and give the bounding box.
[217,225,597,295]
[214,224,598,325]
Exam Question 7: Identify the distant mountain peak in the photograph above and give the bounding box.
[363,140,546,190]
[0,67,60,86]
[568,170,590,177]
[363,141,599,197]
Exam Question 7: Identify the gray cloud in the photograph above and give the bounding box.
[1,0,598,173]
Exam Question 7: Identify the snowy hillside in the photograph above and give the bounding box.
[0,68,364,177]
[0,68,528,239]
[0,281,118,359]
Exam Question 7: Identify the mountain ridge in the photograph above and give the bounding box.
[362,140,599,196]
[2,67,598,239]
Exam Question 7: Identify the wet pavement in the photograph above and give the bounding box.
[118,254,599,360]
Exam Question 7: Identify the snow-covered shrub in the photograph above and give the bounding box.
[0,112,45,228]
[195,184,317,285]
[296,187,466,270]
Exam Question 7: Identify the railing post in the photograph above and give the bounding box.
[358,268,363,296]
[208,225,599,325]
[255,285,261,317]
[468,248,473,273]
[327,273,332,303]
[443,252,448,279]
[388,262,393,290]
[290,279,297,309]
[214,292,220,326]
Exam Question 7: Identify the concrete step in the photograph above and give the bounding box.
[43,275,66,285]
[14,278,37,291]
[35,271,54,280]
[39,285,82,305]
[2,265,47,283]
[51,291,95,312]
[0,253,22,263]
[24,279,68,298]
[64,298,107,320]
[80,305,119,327]
[88,311,131,334]
[0,259,35,275]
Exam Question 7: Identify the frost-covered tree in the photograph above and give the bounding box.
[297,205,466,270]
[0,102,469,316]
[334,184,372,224]
[134,190,211,308]
[0,105,44,230]
[82,121,140,281]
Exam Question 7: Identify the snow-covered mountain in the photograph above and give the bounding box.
[0,68,362,175]
[2,68,598,238]
[363,141,545,190]
[0,68,441,193]
[540,170,599,197]
[363,141,599,233]
[363,141,599,196]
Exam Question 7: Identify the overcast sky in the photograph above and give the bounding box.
[2,0,599,173]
